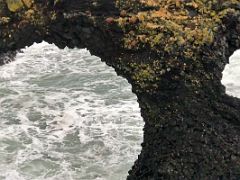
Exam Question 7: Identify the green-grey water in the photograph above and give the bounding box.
[0,42,143,180]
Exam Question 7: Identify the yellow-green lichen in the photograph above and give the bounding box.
[6,0,24,12]
[129,61,165,93]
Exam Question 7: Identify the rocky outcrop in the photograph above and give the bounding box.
[0,0,240,179]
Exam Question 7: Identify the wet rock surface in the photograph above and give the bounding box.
[0,0,240,179]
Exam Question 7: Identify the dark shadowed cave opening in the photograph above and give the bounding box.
[0,41,144,179]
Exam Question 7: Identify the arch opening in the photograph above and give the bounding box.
[0,42,144,179]
[222,49,240,98]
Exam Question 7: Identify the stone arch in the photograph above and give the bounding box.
[1,1,240,179]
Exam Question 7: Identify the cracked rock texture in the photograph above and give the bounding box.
[0,0,240,179]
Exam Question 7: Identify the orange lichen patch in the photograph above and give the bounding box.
[151,8,171,18]
[151,8,189,20]
[22,0,33,8]
[190,2,199,9]
[116,0,239,56]
[145,22,161,30]
[140,0,159,7]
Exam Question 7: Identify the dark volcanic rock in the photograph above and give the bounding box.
[0,51,17,65]
[0,0,240,179]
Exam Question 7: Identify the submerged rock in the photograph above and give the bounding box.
[0,0,240,179]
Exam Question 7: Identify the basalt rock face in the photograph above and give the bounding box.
[1,0,240,179]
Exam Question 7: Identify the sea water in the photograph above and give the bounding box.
[222,49,240,97]
[0,42,143,180]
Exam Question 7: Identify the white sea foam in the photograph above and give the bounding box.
[222,50,240,97]
[0,42,143,180]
